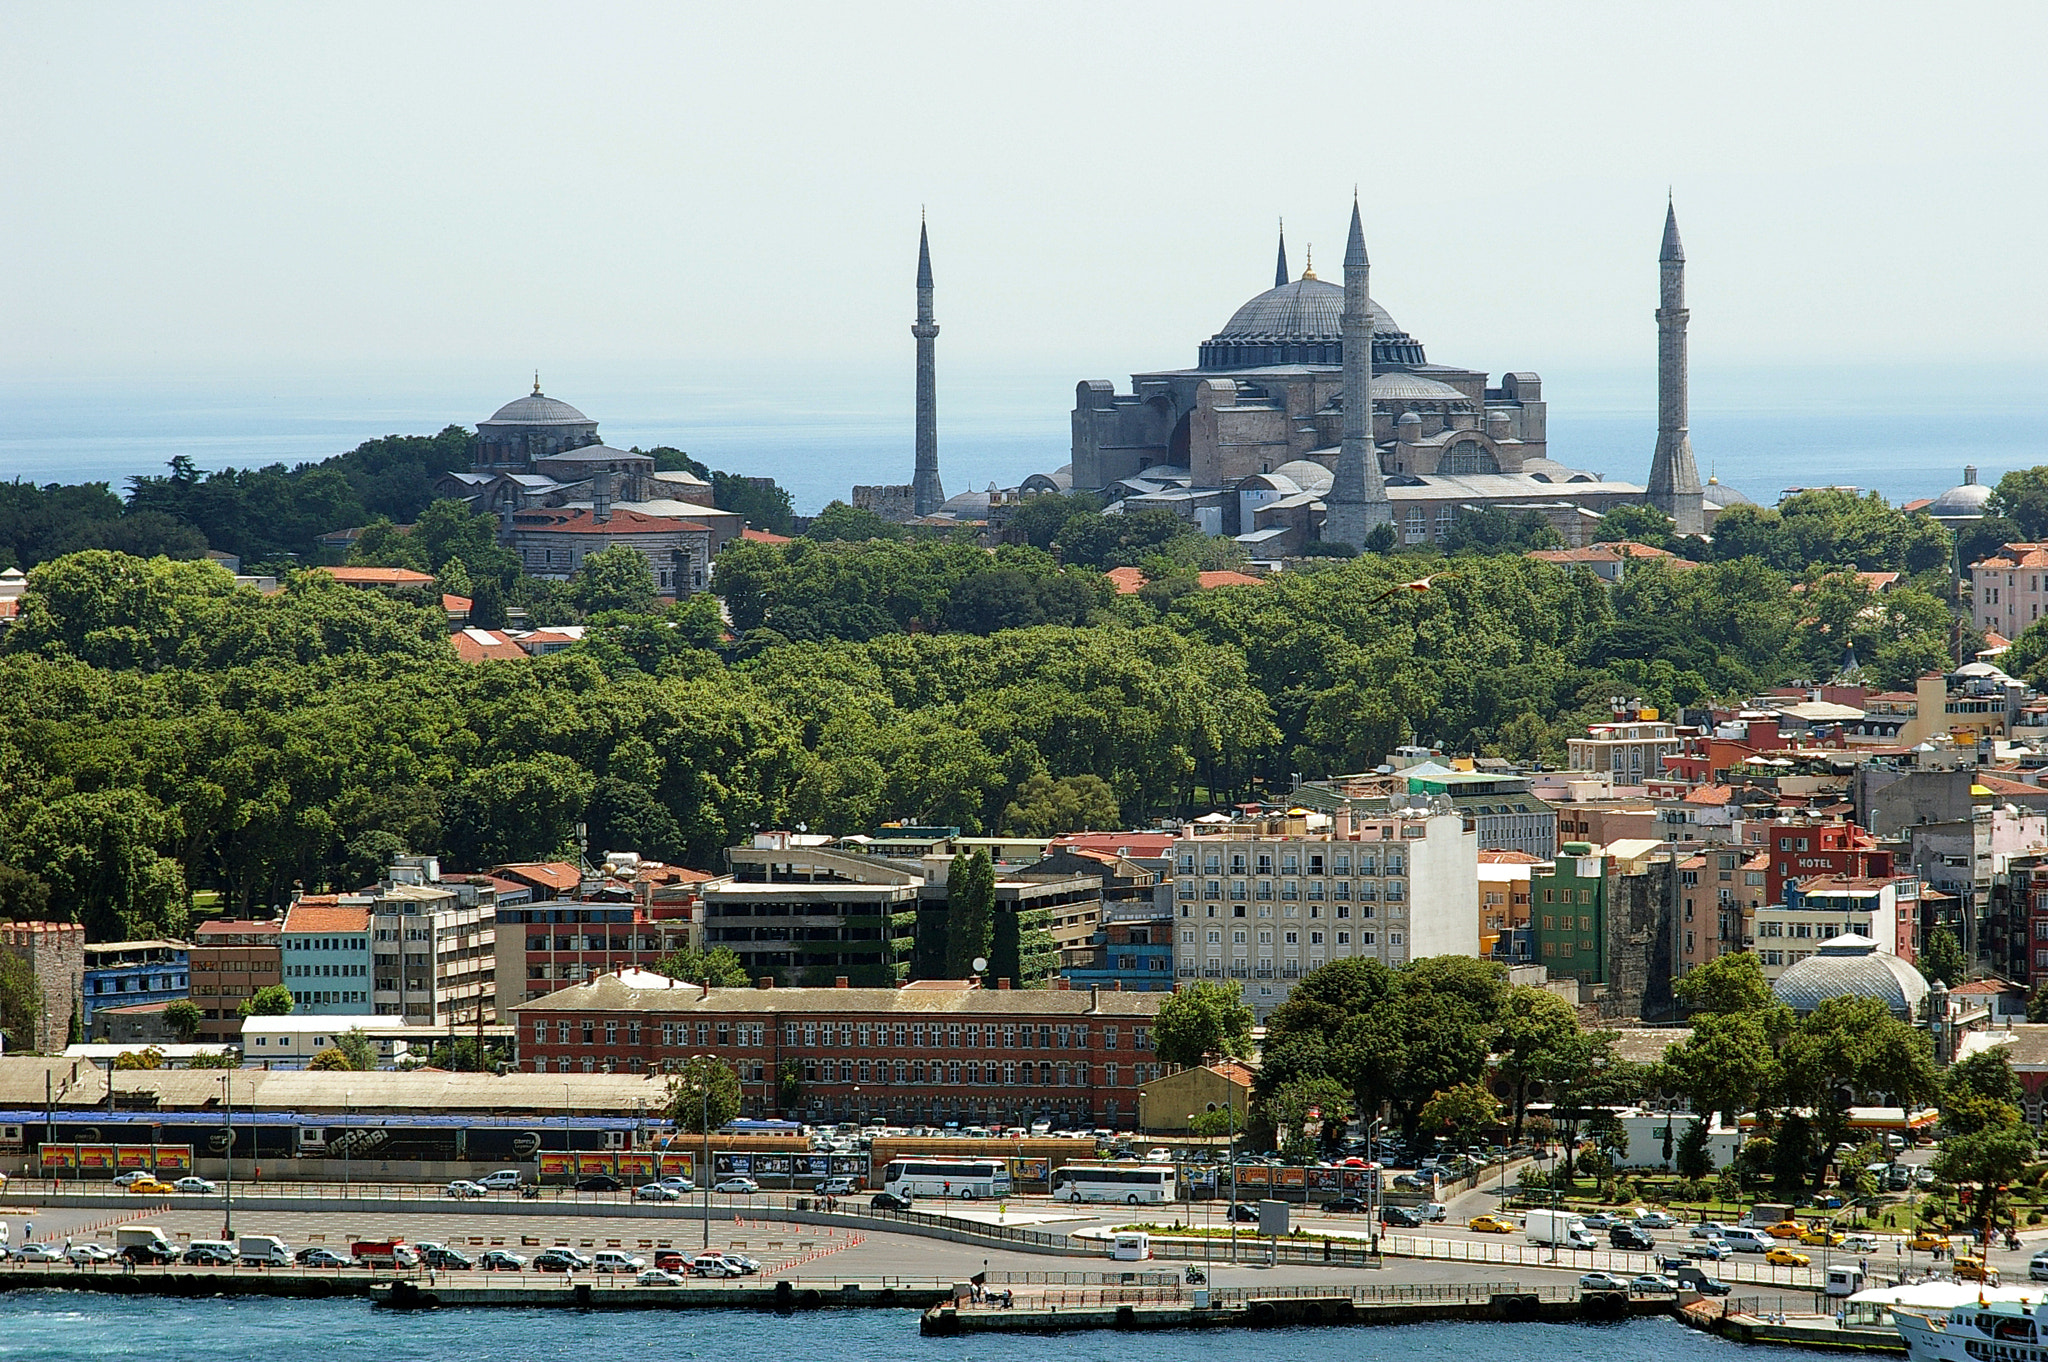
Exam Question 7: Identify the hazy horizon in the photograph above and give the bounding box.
[5,1,2045,398]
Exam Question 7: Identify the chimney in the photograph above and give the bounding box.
[834,976,849,989]
[996,978,1010,990]
[756,976,774,990]
[699,980,709,1000]
[1089,985,1099,1010]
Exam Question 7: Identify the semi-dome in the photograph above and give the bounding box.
[482,391,594,427]
[1271,459,1335,494]
[1704,476,1756,508]
[1199,276,1427,370]
[1927,467,1993,520]
[1771,933,1928,1019]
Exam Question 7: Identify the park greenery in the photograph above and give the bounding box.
[0,449,2012,948]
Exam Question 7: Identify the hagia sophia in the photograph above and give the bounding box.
[861,199,1761,556]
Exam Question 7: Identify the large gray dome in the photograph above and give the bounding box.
[1200,277,1426,369]
[483,392,594,427]
[1927,475,1994,519]
[1772,934,1928,1019]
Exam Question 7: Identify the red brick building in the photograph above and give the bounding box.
[512,974,1168,1129]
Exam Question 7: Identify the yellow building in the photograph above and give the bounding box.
[1136,1061,1254,1134]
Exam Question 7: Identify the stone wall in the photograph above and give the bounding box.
[1,921,86,1053]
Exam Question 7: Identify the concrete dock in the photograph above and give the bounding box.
[920,1284,1671,1335]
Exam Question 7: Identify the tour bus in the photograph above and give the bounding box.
[881,1157,1012,1200]
[1050,1163,1177,1205]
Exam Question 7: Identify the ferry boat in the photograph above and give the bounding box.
[1894,1295,2048,1362]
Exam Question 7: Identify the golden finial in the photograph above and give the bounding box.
[533,369,542,396]
[1301,245,1315,281]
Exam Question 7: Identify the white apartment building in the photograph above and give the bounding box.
[1567,716,1684,785]
[1169,808,1478,1019]
[1751,875,1919,980]
[370,878,495,1026]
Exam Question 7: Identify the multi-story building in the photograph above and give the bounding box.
[1760,819,1895,906]
[1168,807,1478,1019]
[1,921,86,1053]
[1297,770,1556,860]
[1567,713,1685,786]
[280,899,373,1015]
[1058,901,1176,993]
[1674,847,1767,978]
[1751,875,1921,979]
[1477,850,1540,958]
[189,920,283,1043]
[1968,543,2048,641]
[81,939,188,1027]
[494,899,697,1009]
[1532,844,1611,984]
[369,880,494,1026]
[706,837,924,986]
[512,973,1168,1129]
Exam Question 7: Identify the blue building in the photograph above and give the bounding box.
[280,897,374,1015]
[1059,901,1176,993]
[82,939,189,1026]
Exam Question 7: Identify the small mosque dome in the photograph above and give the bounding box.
[1771,933,1929,1019]
[1928,466,1994,520]
[1704,475,1756,508]
[484,390,594,427]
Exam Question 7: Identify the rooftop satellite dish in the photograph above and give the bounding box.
[973,957,989,973]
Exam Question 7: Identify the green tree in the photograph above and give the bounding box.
[113,1046,166,1069]
[1416,1082,1502,1149]
[1674,952,1779,1016]
[777,1059,803,1113]
[1153,980,1255,1069]
[187,1048,239,1069]
[1992,467,2048,541]
[1492,985,1581,1139]
[665,1055,743,1132]
[805,502,904,543]
[238,983,295,1018]
[16,787,188,941]
[1941,1047,2025,1138]
[998,773,1122,837]
[334,1027,378,1072]
[1675,1117,1716,1179]
[943,848,996,979]
[1919,927,1967,986]
[163,999,204,1044]
[1592,503,1678,549]
[442,754,596,868]
[1932,1127,2037,1232]
[2029,980,2048,1024]
[0,865,53,921]
[570,545,659,616]
[1259,1076,1356,1160]
[307,1047,353,1070]
[653,946,751,989]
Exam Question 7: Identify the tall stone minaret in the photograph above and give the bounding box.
[1646,197,1704,534]
[910,218,945,517]
[1274,219,1289,289]
[1322,196,1393,550]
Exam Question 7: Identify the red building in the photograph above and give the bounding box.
[1762,820,1894,905]
[512,974,1167,1129]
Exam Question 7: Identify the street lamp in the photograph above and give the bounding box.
[222,1070,235,1239]
[690,1060,712,1250]
[343,1090,351,1196]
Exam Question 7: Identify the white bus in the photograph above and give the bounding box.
[1051,1163,1176,1205]
[881,1158,1012,1200]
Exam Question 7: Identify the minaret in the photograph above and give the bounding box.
[1274,219,1289,289]
[1646,197,1704,534]
[1322,196,1393,550]
[910,218,945,517]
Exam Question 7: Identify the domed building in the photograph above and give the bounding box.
[1925,466,1994,529]
[1771,934,1929,1020]
[475,384,600,469]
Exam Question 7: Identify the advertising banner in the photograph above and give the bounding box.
[153,1147,191,1171]
[713,1153,751,1177]
[650,1153,694,1179]
[1275,1167,1306,1189]
[752,1154,792,1177]
[1010,1158,1049,1183]
[77,1145,113,1169]
[1305,1167,1339,1191]
[1235,1164,1270,1188]
[539,1153,575,1176]
[573,1153,615,1175]
[38,1147,76,1170]
[616,1153,655,1180]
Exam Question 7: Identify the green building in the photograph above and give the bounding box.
[1533,842,1608,984]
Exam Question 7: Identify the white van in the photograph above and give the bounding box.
[1723,1228,1777,1254]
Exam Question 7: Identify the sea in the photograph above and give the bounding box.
[0,1297,1809,1362]
[1,362,2042,516]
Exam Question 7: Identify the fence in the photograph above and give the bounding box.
[1380,1231,1820,1290]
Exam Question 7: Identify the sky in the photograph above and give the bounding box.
[3,1,2045,438]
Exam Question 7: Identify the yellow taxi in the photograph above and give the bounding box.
[1764,1247,1811,1267]
[1468,1215,1516,1234]
[1763,1220,1805,1239]
[1907,1233,1949,1253]
[1800,1226,1845,1247]
[1954,1257,1999,1285]
[126,1178,177,1195]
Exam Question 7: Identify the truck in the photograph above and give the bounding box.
[349,1239,419,1270]
[1668,1264,1732,1296]
[1526,1209,1596,1250]
[115,1225,179,1264]
[237,1235,293,1267]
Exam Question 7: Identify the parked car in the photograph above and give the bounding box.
[574,1174,623,1193]
[635,1183,682,1202]
[870,1191,914,1211]
[2028,1251,2048,1284]
[296,1248,350,1269]
[181,1242,236,1266]
[477,1170,524,1191]
[1144,1148,1173,1164]
[1580,1212,1618,1230]
[592,1251,646,1273]
[65,1243,115,1264]
[658,1176,696,1193]
[1907,1233,1949,1253]
[714,1177,760,1195]
[13,1243,66,1264]
[1628,1274,1681,1294]
[1578,1271,1628,1291]
[173,1176,218,1195]
[477,1250,527,1271]
[423,1246,473,1270]
[636,1268,687,1286]
[1955,1256,1999,1285]
[446,1180,488,1199]
[813,1177,858,1196]
[725,1252,761,1273]
[533,1247,592,1273]
[689,1252,742,1278]
[1844,1233,1881,1254]
[1322,1196,1368,1213]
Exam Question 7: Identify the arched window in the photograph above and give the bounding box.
[1439,440,1499,475]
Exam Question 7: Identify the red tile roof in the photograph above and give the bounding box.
[1105,566,1147,595]
[316,566,435,587]
[492,862,582,892]
[1196,570,1266,589]
[451,628,527,662]
[741,528,794,544]
[282,903,371,933]
[1684,785,1734,805]
[1478,849,1544,864]
[512,508,707,535]
[1970,543,2048,572]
